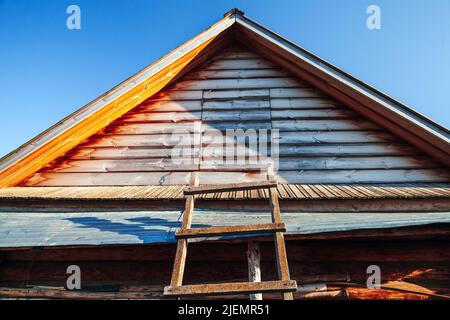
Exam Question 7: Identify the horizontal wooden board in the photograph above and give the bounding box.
[201,144,418,158]
[175,223,286,239]
[203,58,277,70]
[44,159,200,173]
[22,172,193,186]
[199,156,435,171]
[272,119,381,131]
[164,280,297,297]
[275,144,418,156]
[202,110,271,122]
[271,109,358,120]
[214,50,260,59]
[270,98,341,109]
[150,90,203,100]
[69,147,200,160]
[199,160,274,171]
[194,170,450,184]
[274,131,399,144]
[137,100,202,113]
[81,134,201,148]
[183,68,289,80]
[203,89,269,100]
[110,122,202,135]
[274,156,438,170]
[201,134,278,147]
[121,112,201,123]
[270,88,326,98]
[202,121,272,132]
[172,77,303,90]
[274,169,450,184]
[203,99,270,110]
[202,131,399,145]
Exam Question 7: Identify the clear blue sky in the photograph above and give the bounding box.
[0,0,449,157]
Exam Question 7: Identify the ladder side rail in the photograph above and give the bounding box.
[169,172,199,287]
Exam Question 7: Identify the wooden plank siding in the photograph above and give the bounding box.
[20,46,449,186]
[1,238,450,300]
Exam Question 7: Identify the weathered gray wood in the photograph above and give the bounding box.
[23,172,193,186]
[172,77,303,90]
[184,68,289,80]
[274,156,438,170]
[27,169,449,186]
[276,144,418,156]
[274,131,399,144]
[247,241,262,300]
[200,131,399,146]
[71,144,418,161]
[270,88,326,98]
[202,121,272,132]
[271,98,341,109]
[203,99,270,110]
[203,110,271,122]
[201,156,437,171]
[202,133,271,146]
[272,119,381,131]
[113,122,202,135]
[214,50,260,59]
[274,169,450,184]
[194,170,450,185]
[81,133,201,148]
[203,89,269,100]
[203,58,277,70]
[201,146,264,158]
[200,161,273,171]
[271,109,358,119]
[70,147,200,160]
[45,159,200,173]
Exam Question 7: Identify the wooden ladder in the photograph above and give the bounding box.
[163,171,297,299]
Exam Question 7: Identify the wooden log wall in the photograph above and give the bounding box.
[1,239,449,300]
[21,45,449,186]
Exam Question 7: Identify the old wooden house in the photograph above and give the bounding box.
[0,9,449,300]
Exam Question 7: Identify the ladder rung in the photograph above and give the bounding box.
[164,280,297,297]
[184,181,278,195]
[175,223,286,239]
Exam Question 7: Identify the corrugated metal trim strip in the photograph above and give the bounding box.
[0,183,449,201]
